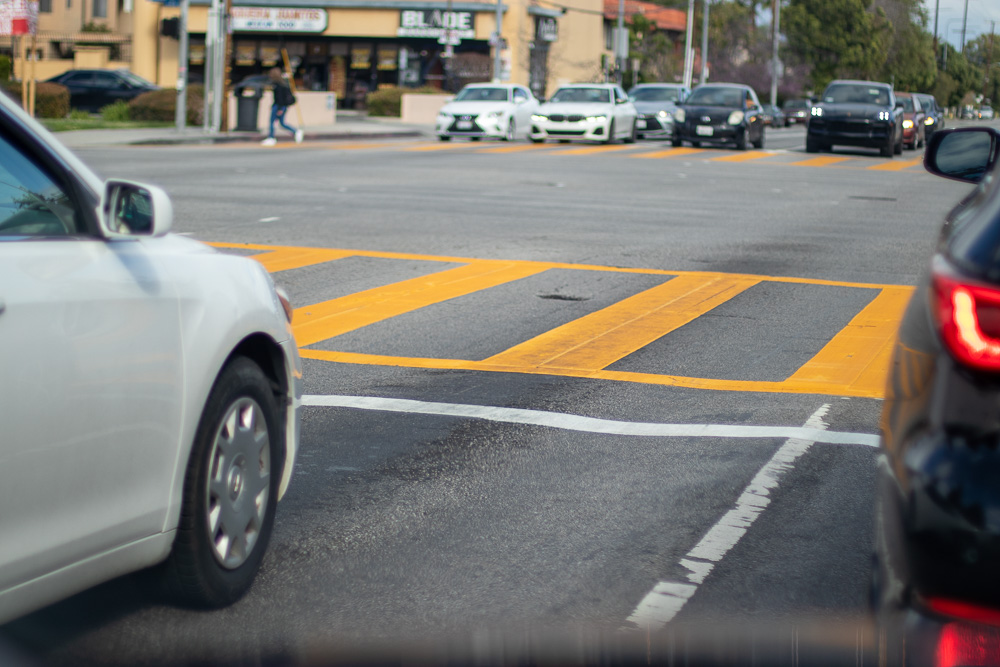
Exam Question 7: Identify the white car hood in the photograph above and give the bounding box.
[538,102,613,115]
[441,100,512,115]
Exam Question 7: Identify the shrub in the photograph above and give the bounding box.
[0,56,11,81]
[365,85,441,117]
[0,80,70,118]
[100,99,130,121]
[128,84,204,125]
[69,108,92,119]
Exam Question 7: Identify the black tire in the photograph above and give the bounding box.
[530,135,545,144]
[604,119,616,144]
[624,120,637,144]
[470,136,481,142]
[672,136,683,147]
[503,120,515,142]
[880,133,893,158]
[438,135,451,142]
[735,129,748,151]
[752,126,765,149]
[158,356,282,608]
[805,136,821,153]
[894,130,903,155]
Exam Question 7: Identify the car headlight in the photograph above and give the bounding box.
[877,111,891,121]
[437,112,452,121]
[811,106,823,117]
[531,114,548,122]
[657,110,669,118]
[485,110,503,120]
[902,119,914,129]
[586,115,607,123]
[924,117,935,125]
[727,110,744,125]
[675,108,685,122]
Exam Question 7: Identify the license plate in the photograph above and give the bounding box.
[456,120,473,130]
[696,125,714,136]
[637,120,647,129]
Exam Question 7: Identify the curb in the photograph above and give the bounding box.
[130,129,428,146]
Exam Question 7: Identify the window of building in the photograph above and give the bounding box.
[38,0,51,13]
[93,0,106,18]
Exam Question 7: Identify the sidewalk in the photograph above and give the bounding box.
[56,111,436,148]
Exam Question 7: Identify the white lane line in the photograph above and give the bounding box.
[623,403,833,631]
[259,216,280,223]
[302,395,878,447]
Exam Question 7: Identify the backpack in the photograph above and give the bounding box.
[275,83,296,107]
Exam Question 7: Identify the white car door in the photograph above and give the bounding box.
[614,86,637,138]
[0,128,184,594]
[513,87,536,138]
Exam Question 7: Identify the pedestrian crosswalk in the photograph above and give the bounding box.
[211,242,912,398]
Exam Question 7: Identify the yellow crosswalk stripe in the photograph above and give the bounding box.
[292,260,552,347]
[792,156,851,167]
[868,157,923,171]
[631,147,705,159]
[247,247,354,272]
[550,144,643,156]
[479,143,558,153]
[785,286,913,395]
[405,142,479,151]
[482,274,761,372]
[712,150,772,162]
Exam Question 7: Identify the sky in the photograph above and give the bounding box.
[925,0,1000,51]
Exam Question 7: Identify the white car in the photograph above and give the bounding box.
[529,83,638,144]
[436,83,540,142]
[0,91,301,624]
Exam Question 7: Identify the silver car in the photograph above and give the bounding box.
[628,83,689,140]
[0,91,302,623]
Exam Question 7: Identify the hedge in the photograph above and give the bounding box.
[1,80,70,118]
[128,85,205,125]
[366,85,442,117]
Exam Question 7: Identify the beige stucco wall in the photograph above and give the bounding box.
[226,90,338,130]
[400,92,452,123]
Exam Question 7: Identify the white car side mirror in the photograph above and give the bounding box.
[100,180,173,238]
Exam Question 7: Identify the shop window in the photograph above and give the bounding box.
[92,0,106,18]
[39,0,51,13]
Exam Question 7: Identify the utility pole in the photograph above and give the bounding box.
[769,0,780,106]
[699,0,708,84]
[492,0,503,81]
[682,0,694,88]
[961,0,969,54]
[175,0,189,132]
[932,0,940,62]
[219,0,234,131]
[616,0,625,85]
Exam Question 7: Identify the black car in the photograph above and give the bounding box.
[915,92,945,140]
[806,79,903,157]
[45,68,159,112]
[672,83,766,150]
[782,98,810,125]
[873,127,1000,664]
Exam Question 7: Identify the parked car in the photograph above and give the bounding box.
[45,68,159,112]
[435,83,540,142]
[960,106,976,120]
[915,93,945,139]
[873,126,1000,665]
[761,104,787,127]
[0,89,301,624]
[805,79,903,157]
[980,105,995,120]
[782,98,810,125]
[529,83,637,144]
[672,82,766,150]
[895,92,927,150]
[627,83,689,140]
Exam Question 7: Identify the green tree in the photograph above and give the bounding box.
[628,13,681,85]
[783,0,890,91]
[871,0,935,91]
[936,43,983,107]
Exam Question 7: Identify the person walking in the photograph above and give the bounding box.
[261,68,303,146]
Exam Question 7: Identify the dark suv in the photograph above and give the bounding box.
[806,79,903,157]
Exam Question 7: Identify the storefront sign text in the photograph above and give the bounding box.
[397,9,475,39]
[231,7,328,33]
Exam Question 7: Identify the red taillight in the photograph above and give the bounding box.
[936,622,1000,667]
[933,268,1000,371]
[928,598,1000,628]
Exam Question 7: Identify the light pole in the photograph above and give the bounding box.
[492,0,503,81]
[682,0,694,88]
[699,0,708,84]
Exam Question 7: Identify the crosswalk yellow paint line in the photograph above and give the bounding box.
[631,147,705,159]
[243,247,355,272]
[478,143,558,153]
[867,157,924,171]
[792,156,851,167]
[712,150,772,163]
[785,286,914,395]
[550,144,643,156]
[293,260,552,347]
[405,142,479,152]
[482,274,761,371]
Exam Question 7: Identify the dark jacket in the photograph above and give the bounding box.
[273,81,296,107]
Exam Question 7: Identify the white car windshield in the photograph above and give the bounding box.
[631,88,680,102]
[454,87,510,102]
[549,88,612,104]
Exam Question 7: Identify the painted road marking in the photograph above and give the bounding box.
[405,142,480,152]
[712,150,773,163]
[867,157,924,171]
[301,395,878,446]
[478,143,558,154]
[292,260,552,347]
[549,144,643,156]
[792,156,851,167]
[631,147,705,159]
[483,274,761,372]
[209,243,913,397]
[624,403,834,630]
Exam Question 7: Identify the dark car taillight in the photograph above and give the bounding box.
[933,266,1000,372]
[935,621,1000,667]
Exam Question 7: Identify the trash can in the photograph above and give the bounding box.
[234,82,263,132]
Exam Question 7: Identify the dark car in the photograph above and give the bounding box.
[915,93,945,140]
[45,68,159,112]
[672,83,766,150]
[805,79,903,157]
[628,83,689,140]
[873,126,1000,664]
[782,98,810,125]
[895,92,927,150]
[761,104,787,127]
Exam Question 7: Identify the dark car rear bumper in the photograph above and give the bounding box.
[807,121,894,148]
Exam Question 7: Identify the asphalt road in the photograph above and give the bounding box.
[0,123,982,665]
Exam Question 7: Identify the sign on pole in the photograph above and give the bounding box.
[0,0,36,35]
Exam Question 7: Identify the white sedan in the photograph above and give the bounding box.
[436,83,540,142]
[0,91,301,623]
[529,83,638,144]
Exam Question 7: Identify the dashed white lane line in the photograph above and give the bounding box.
[301,395,878,447]
[623,403,833,630]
